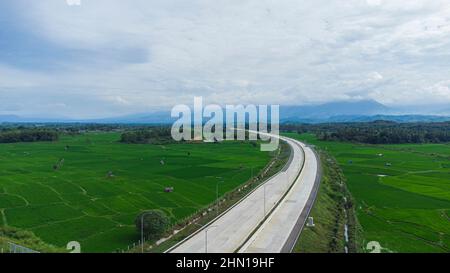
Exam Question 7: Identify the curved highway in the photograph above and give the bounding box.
[168,135,320,253]
[239,140,320,253]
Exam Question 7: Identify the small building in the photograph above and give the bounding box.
[164,187,174,193]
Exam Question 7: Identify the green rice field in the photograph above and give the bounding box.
[286,133,450,253]
[0,133,272,252]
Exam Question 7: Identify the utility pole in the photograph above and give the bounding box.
[205,225,218,253]
[194,223,218,253]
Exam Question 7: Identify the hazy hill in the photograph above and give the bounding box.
[280,100,390,122]
[2,100,450,124]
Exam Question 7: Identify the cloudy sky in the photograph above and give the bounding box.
[1,0,450,118]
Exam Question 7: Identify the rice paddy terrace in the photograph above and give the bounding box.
[286,133,450,253]
[0,132,272,252]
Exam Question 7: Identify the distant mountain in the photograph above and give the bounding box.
[280,100,390,122]
[0,112,174,124]
[0,115,22,123]
[279,100,450,123]
[88,111,174,124]
[95,100,391,124]
[2,100,450,124]
[392,104,450,116]
[0,115,71,123]
[319,115,450,123]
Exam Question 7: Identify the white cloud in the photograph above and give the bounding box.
[1,0,450,117]
[366,0,382,7]
[105,95,132,106]
[368,72,384,82]
[426,81,450,100]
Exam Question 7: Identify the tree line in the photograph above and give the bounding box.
[120,127,175,144]
[0,129,59,143]
[282,121,450,144]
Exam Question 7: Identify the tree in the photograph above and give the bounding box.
[282,121,450,145]
[0,129,58,143]
[121,128,174,144]
[135,210,170,239]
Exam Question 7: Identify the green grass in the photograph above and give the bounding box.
[0,133,272,252]
[0,226,64,253]
[292,149,363,253]
[293,152,346,253]
[285,133,450,253]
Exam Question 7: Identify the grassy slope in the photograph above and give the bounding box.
[287,133,450,253]
[0,226,64,253]
[292,151,346,253]
[287,133,362,253]
[0,133,272,252]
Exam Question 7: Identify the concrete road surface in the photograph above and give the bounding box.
[239,141,319,253]
[169,135,318,253]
